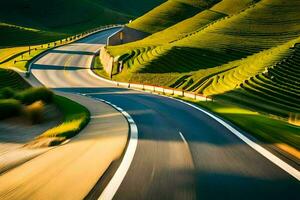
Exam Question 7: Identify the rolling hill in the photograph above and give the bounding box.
[105,0,300,119]
[127,0,220,34]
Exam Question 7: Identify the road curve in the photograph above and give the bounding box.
[30,28,299,199]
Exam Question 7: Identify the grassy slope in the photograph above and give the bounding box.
[127,0,219,34]
[109,0,300,90]
[210,40,300,118]
[107,0,257,55]
[108,0,258,80]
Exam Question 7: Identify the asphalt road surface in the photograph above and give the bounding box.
[31,28,299,200]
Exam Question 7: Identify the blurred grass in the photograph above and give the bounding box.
[39,95,90,141]
[16,87,54,105]
[23,100,44,124]
[0,99,22,119]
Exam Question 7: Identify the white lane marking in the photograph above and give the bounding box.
[174,99,300,181]
[178,131,187,144]
[91,98,138,200]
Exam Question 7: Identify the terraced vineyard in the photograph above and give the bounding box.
[217,43,300,117]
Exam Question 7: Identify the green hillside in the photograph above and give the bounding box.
[0,68,30,90]
[105,0,300,119]
[127,0,220,34]
[0,0,163,47]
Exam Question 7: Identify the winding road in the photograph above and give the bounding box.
[9,28,300,199]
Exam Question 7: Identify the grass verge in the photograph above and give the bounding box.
[37,95,90,146]
[180,97,300,159]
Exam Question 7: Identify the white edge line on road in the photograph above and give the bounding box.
[92,98,138,200]
[174,98,300,181]
[87,67,300,181]
[178,131,187,144]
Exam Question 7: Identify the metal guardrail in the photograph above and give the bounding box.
[89,70,211,101]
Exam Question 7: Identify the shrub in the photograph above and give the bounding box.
[38,95,90,140]
[16,87,53,105]
[23,100,44,124]
[0,87,16,99]
[0,99,22,119]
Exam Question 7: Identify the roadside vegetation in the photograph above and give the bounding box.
[37,95,90,146]
[0,69,90,146]
[0,87,54,122]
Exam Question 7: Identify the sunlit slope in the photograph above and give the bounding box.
[110,9,226,51]
[210,41,300,117]
[0,0,163,47]
[127,0,220,34]
[222,44,300,117]
[112,0,300,77]
[106,0,300,119]
[109,0,259,76]
[108,0,257,52]
[210,0,259,15]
